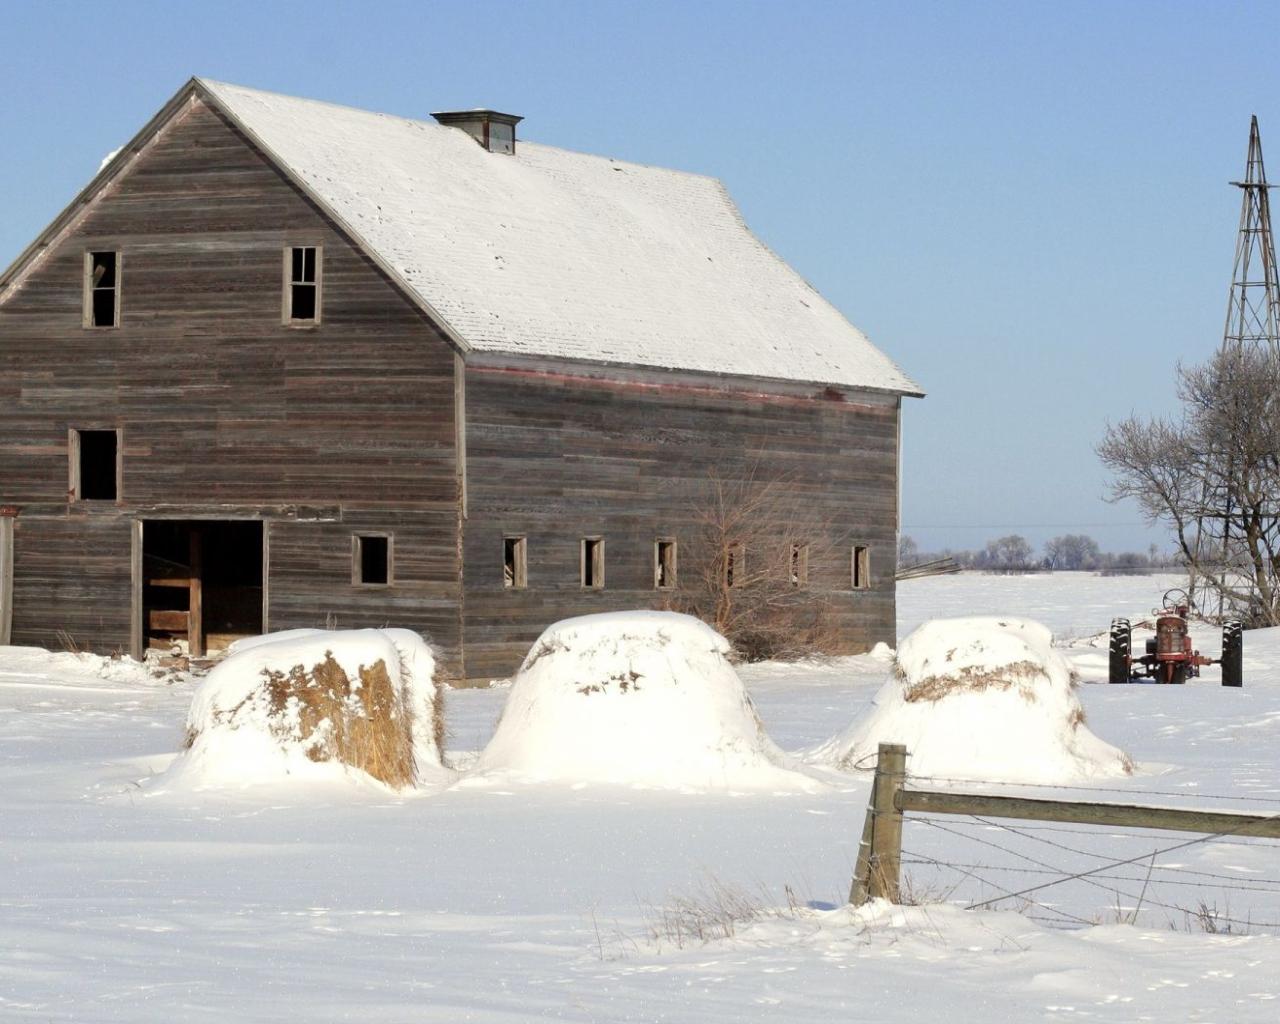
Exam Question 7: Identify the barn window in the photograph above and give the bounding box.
[581,537,604,589]
[654,539,677,589]
[725,544,744,588]
[71,429,120,501]
[852,545,871,590]
[354,534,391,586]
[503,535,527,589]
[285,246,322,324]
[84,251,120,328]
[790,543,810,588]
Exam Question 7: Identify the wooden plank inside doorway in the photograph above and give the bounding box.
[188,526,204,657]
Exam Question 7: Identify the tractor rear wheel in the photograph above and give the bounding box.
[1109,618,1131,684]
[1222,621,1244,688]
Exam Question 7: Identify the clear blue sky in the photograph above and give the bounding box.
[4,1,1277,555]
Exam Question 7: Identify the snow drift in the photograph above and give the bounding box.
[475,611,817,790]
[161,628,445,791]
[813,617,1132,784]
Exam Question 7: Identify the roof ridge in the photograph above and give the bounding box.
[4,78,923,396]
[196,77,443,131]
[200,78,723,185]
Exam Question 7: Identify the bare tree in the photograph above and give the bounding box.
[1044,534,1102,570]
[974,534,1034,572]
[671,470,841,661]
[897,533,920,569]
[1098,346,1280,626]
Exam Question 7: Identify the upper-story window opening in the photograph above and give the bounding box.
[71,428,120,502]
[285,246,322,324]
[84,251,120,328]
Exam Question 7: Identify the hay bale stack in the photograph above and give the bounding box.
[169,628,444,791]
[252,651,414,788]
[812,616,1132,784]
[475,611,816,791]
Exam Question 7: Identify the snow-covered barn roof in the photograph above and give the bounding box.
[3,79,923,396]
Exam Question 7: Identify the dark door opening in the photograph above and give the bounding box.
[142,520,263,656]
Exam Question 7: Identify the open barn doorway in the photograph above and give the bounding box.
[142,520,263,656]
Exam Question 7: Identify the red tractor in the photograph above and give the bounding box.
[1109,589,1242,687]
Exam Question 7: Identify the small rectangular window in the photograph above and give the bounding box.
[354,534,391,586]
[853,545,870,590]
[791,543,810,588]
[581,537,604,589]
[725,543,744,588]
[654,539,677,589]
[71,429,120,501]
[84,251,120,328]
[503,535,527,589]
[285,246,321,324]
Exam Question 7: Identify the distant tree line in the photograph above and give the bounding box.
[897,533,1178,574]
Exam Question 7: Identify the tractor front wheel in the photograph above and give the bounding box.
[1109,618,1131,684]
[1222,621,1244,688]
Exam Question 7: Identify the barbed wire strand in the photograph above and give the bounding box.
[903,834,1280,929]
[900,857,1280,895]
[921,815,1276,850]
[898,847,1093,926]
[953,807,1280,923]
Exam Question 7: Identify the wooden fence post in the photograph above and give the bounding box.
[849,794,876,905]
[850,742,907,905]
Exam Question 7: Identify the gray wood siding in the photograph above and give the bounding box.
[10,516,133,652]
[0,99,462,667]
[267,512,461,663]
[461,366,900,681]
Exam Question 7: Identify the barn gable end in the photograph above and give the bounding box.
[0,94,464,671]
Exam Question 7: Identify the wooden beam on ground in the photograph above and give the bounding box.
[898,789,1280,839]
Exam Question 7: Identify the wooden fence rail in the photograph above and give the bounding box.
[850,742,1280,905]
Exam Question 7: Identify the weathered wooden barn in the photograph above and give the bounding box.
[0,79,922,682]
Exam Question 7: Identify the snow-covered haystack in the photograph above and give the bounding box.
[476,612,816,791]
[813,617,1132,784]
[163,628,444,791]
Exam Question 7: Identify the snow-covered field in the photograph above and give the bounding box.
[4,572,1280,1021]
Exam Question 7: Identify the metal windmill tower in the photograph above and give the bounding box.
[1222,116,1280,353]
[1189,115,1280,618]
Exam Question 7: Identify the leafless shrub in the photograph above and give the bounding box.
[668,469,844,662]
[644,878,810,951]
[1179,899,1247,935]
[898,872,961,906]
